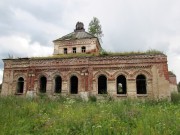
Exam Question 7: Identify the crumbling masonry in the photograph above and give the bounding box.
[1,22,177,99]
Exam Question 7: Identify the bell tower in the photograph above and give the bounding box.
[53,22,101,55]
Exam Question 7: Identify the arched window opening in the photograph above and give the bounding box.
[64,48,67,54]
[17,77,24,93]
[55,76,62,93]
[136,75,147,94]
[81,46,86,53]
[117,75,127,94]
[98,75,107,94]
[40,76,47,93]
[73,47,76,53]
[70,76,78,94]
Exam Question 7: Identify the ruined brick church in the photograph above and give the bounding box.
[1,22,177,99]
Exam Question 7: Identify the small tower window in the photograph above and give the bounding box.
[81,46,86,53]
[64,48,67,54]
[73,47,76,53]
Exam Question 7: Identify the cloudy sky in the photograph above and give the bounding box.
[0,0,180,83]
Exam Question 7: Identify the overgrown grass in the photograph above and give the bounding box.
[30,49,164,60]
[31,53,96,59]
[171,92,180,104]
[0,96,179,135]
[99,49,164,56]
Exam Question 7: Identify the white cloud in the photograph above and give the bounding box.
[0,35,53,83]
[0,35,53,57]
[168,53,180,82]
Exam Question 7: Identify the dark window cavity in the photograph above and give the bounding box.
[17,77,24,93]
[117,75,127,94]
[73,47,76,53]
[55,76,62,93]
[40,76,47,93]
[70,76,78,94]
[136,75,147,94]
[64,48,67,54]
[81,46,86,53]
[98,75,107,94]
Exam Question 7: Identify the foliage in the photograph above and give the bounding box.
[31,53,96,59]
[171,92,180,104]
[0,83,1,93]
[7,54,14,59]
[178,82,180,93]
[0,96,179,135]
[169,71,176,76]
[88,95,97,102]
[99,48,108,56]
[99,49,164,56]
[88,17,103,42]
[30,49,164,60]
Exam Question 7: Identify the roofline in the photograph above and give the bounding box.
[2,58,30,61]
[53,31,97,42]
[1,53,166,61]
[53,36,99,42]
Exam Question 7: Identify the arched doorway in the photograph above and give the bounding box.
[17,77,24,93]
[40,76,47,93]
[70,76,78,94]
[55,76,62,93]
[117,75,127,94]
[98,75,107,94]
[136,74,147,94]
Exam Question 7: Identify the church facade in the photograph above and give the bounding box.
[1,22,177,99]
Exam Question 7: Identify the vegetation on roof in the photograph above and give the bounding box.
[99,49,164,56]
[169,71,176,76]
[31,53,96,59]
[30,49,164,60]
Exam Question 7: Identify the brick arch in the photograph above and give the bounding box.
[132,70,152,79]
[94,71,110,80]
[51,71,63,79]
[37,72,48,80]
[113,71,129,79]
[52,72,63,94]
[67,72,81,94]
[67,71,81,80]
[14,74,27,94]
[38,73,48,93]
[14,73,27,81]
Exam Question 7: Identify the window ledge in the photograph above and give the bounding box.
[15,93,24,95]
[137,94,148,97]
[117,94,127,97]
[53,93,61,96]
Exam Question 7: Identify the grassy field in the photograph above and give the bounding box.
[0,96,179,135]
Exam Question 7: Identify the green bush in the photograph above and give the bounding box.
[171,92,180,103]
[178,82,180,93]
[88,95,97,102]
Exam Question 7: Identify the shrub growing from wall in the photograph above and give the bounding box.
[178,82,180,92]
[0,83,2,92]
[171,92,180,104]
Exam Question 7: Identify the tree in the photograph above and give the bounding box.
[88,17,103,42]
[0,83,2,92]
[178,82,180,93]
